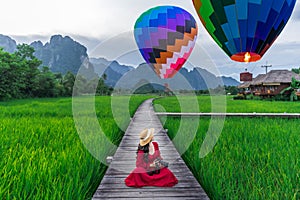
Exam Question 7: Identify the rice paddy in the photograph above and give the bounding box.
[153,96,299,199]
[1,95,298,199]
[0,96,152,199]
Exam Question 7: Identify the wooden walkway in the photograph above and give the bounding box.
[92,99,209,199]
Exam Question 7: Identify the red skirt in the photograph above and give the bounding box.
[125,167,178,187]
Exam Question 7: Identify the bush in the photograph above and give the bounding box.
[233,94,245,100]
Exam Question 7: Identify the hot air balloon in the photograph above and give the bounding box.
[192,0,296,63]
[134,6,198,79]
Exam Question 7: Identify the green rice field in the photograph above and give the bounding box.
[154,95,300,113]
[1,95,299,199]
[0,95,152,199]
[154,96,299,199]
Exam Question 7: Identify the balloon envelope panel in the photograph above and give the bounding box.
[192,0,296,62]
[134,6,198,79]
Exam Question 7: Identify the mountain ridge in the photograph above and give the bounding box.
[0,34,240,89]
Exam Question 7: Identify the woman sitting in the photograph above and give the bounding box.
[125,128,178,187]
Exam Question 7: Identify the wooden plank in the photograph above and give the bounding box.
[99,178,200,186]
[103,167,195,177]
[93,190,208,197]
[156,112,300,118]
[92,99,209,200]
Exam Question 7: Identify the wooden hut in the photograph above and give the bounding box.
[238,70,300,97]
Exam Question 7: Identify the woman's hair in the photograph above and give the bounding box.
[137,143,149,163]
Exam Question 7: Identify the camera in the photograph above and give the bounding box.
[155,158,169,168]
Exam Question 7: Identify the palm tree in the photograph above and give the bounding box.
[280,77,300,101]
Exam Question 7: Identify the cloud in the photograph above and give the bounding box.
[2,1,299,80]
[294,2,300,20]
[10,34,51,45]
[68,35,102,53]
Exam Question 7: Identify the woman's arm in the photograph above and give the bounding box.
[153,142,169,168]
[153,142,163,160]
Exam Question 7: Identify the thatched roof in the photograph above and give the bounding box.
[238,81,251,88]
[239,70,300,88]
[261,70,300,84]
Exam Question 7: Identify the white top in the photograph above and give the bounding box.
[149,142,155,155]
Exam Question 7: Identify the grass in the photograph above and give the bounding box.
[1,95,298,199]
[153,96,299,199]
[0,95,153,199]
[154,95,300,113]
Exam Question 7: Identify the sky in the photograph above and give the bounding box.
[1,0,300,80]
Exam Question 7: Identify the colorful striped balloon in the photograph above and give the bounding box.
[193,0,296,62]
[134,6,198,79]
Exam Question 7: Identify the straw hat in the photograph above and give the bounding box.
[139,128,155,146]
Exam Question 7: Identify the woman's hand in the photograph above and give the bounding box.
[149,159,161,168]
[149,163,156,168]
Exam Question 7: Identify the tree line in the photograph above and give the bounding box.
[0,44,112,101]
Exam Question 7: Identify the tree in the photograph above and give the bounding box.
[63,71,75,96]
[73,74,88,96]
[225,86,239,95]
[292,68,300,74]
[33,67,59,97]
[15,44,36,60]
[14,44,42,97]
[280,77,300,101]
[211,85,226,95]
[0,49,18,100]
[0,44,114,100]
[96,74,113,96]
